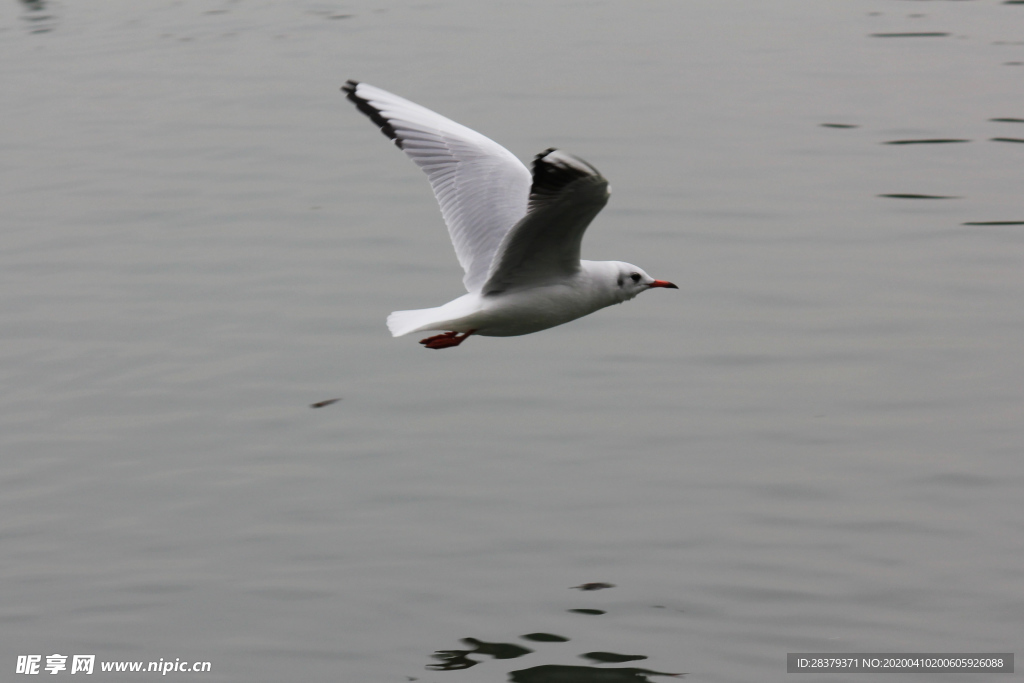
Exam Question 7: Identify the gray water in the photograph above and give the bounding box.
[2,1,1022,681]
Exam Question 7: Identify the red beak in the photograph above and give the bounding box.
[648,280,679,289]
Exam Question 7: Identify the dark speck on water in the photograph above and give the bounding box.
[878,193,959,199]
[521,632,570,642]
[309,398,342,408]
[883,139,970,145]
[583,651,649,663]
[870,32,951,38]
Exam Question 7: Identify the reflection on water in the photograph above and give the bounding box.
[870,32,951,38]
[878,193,959,199]
[426,586,681,681]
[882,139,969,145]
[509,665,684,682]
[429,637,533,671]
[571,582,616,591]
[19,0,57,34]
[523,633,571,643]
[826,109,1024,218]
[583,652,648,664]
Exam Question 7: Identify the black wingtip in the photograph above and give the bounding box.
[530,148,602,198]
[342,80,403,149]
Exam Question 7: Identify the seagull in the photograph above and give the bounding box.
[343,81,677,349]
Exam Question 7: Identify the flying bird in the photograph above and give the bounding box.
[343,81,677,349]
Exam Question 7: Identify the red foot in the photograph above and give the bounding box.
[419,330,475,350]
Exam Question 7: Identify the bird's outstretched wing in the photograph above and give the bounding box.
[343,81,532,293]
[481,149,610,295]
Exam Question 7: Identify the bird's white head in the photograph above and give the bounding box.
[607,261,678,302]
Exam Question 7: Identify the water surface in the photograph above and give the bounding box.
[2,1,1022,681]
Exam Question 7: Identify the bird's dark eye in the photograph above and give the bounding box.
[630,272,641,283]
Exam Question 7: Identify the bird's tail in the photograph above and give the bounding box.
[386,308,445,338]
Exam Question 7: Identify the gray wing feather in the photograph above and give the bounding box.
[481,149,610,295]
